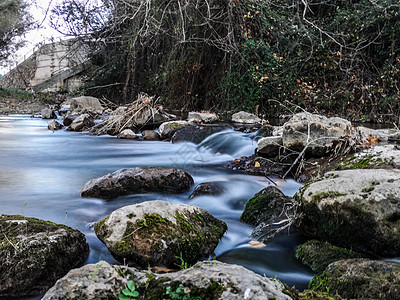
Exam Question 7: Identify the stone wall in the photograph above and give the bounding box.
[0,54,37,90]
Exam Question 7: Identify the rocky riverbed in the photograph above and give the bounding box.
[1,93,400,299]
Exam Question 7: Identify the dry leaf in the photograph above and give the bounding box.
[249,240,266,248]
[254,161,260,168]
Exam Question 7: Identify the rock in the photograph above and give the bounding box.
[158,121,190,139]
[187,111,219,123]
[141,130,160,140]
[70,96,104,115]
[231,111,264,124]
[0,215,89,297]
[94,200,227,267]
[42,261,127,300]
[43,260,291,300]
[67,113,95,132]
[189,181,226,199]
[80,167,194,199]
[171,125,227,144]
[309,258,400,299]
[356,126,399,142]
[335,144,400,170]
[240,186,291,226]
[256,124,275,137]
[117,129,138,139]
[257,136,283,158]
[63,115,76,126]
[41,108,56,119]
[297,169,400,256]
[295,240,362,274]
[282,113,353,156]
[47,119,63,131]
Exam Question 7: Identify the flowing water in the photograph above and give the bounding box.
[0,115,313,298]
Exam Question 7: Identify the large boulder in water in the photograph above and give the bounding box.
[171,125,227,144]
[297,169,400,256]
[309,258,400,299]
[80,167,194,199]
[231,111,263,124]
[94,200,227,267]
[47,119,63,131]
[41,108,56,119]
[282,113,353,156]
[69,96,104,115]
[43,260,291,300]
[0,215,89,297]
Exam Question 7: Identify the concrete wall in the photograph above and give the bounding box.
[0,39,89,92]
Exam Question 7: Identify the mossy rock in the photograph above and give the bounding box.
[0,215,89,297]
[309,258,400,300]
[296,169,400,256]
[240,186,290,226]
[295,240,363,274]
[94,201,227,268]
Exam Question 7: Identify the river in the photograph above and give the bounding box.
[0,115,313,298]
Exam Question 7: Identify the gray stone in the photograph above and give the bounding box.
[257,136,283,158]
[171,125,227,144]
[80,167,194,199]
[187,111,219,123]
[43,260,291,300]
[94,200,227,267]
[70,96,104,115]
[231,111,264,124]
[189,181,226,199]
[0,215,89,297]
[309,259,400,299]
[42,261,126,300]
[117,129,138,139]
[297,168,400,256]
[41,108,56,119]
[158,120,190,139]
[282,113,353,156]
[141,130,160,140]
[67,113,94,132]
[47,119,63,131]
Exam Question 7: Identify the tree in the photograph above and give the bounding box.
[0,0,33,64]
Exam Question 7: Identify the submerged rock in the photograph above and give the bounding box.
[282,113,353,156]
[295,240,363,274]
[0,215,89,297]
[171,125,227,144]
[80,167,194,199]
[309,258,400,299]
[297,169,400,256]
[43,260,291,300]
[94,200,227,268]
[189,182,226,199]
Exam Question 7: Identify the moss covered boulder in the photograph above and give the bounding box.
[43,260,292,300]
[94,200,227,268]
[295,240,363,274]
[309,258,400,299]
[80,167,194,199]
[158,120,190,139]
[0,215,89,297]
[240,186,291,226]
[297,169,400,256]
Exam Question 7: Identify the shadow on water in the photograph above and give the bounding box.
[0,115,313,298]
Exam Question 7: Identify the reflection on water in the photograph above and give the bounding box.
[0,115,311,294]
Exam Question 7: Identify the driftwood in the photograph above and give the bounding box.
[90,93,175,136]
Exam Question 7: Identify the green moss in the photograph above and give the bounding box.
[295,240,362,273]
[127,213,137,218]
[311,191,346,202]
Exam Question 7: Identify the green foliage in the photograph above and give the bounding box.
[164,284,202,300]
[119,280,139,300]
[0,87,31,100]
